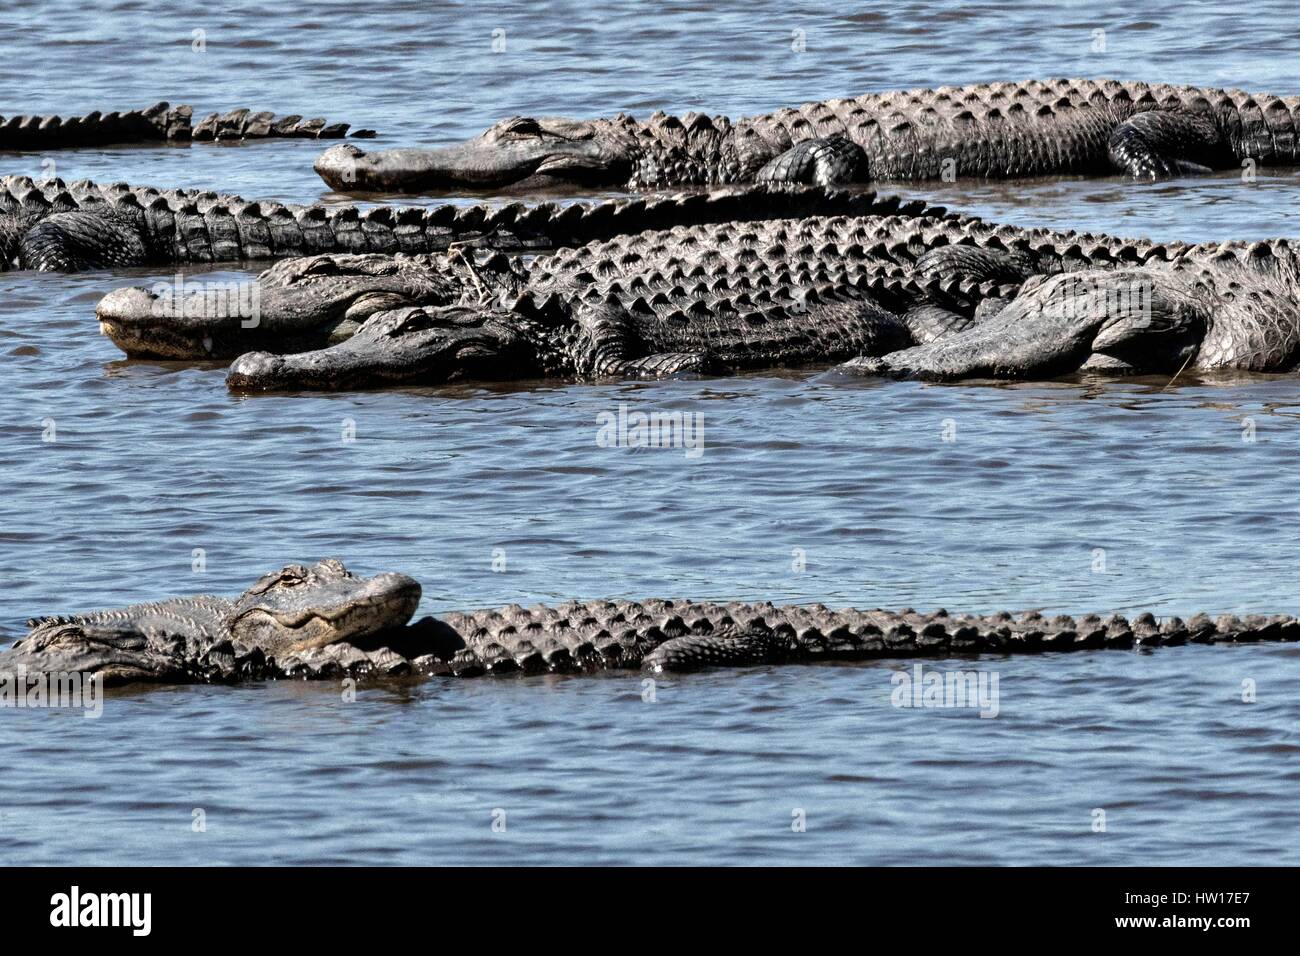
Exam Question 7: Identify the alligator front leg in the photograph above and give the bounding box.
[1108,110,1227,179]
[17,210,150,271]
[755,135,868,185]
[900,244,1044,344]
[643,627,796,673]
[573,303,717,378]
[614,351,714,378]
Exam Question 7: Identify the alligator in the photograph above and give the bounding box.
[204,203,1212,390]
[0,102,370,150]
[90,175,1296,385]
[3,566,1297,685]
[313,78,1300,194]
[221,233,1300,390]
[845,241,1300,380]
[99,187,968,359]
[0,176,888,273]
[0,559,421,684]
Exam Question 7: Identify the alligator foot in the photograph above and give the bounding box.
[643,627,795,673]
[1108,109,1226,179]
[613,351,714,378]
[756,135,868,186]
[902,303,979,344]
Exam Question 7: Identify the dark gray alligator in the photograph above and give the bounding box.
[99,188,969,360]
[208,204,1204,390]
[845,241,1300,380]
[94,178,1290,386]
[0,559,420,684]
[0,102,369,150]
[4,569,1297,685]
[0,176,885,272]
[314,78,1300,193]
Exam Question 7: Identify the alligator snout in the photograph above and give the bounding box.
[97,285,211,359]
[227,351,282,389]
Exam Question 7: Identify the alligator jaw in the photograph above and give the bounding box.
[97,284,255,360]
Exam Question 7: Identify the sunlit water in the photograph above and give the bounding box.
[1,1,1298,865]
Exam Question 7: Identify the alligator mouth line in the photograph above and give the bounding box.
[264,583,421,652]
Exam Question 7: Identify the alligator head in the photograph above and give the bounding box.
[97,255,457,359]
[224,558,422,657]
[848,269,1206,381]
[227,305,538,391]
[1,559,421,684]
[315,117,634,193]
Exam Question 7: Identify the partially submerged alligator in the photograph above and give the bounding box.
[1,176,883,272]
[227,223,1252,389]
[2,560,421,684]
[2,560,1295,685]
[0,102,369,150]
[214,210,1183,391]
[220,229,1300,388]
[314,78,1300,193]
[100,187,964,361]
[91,178,1300,386]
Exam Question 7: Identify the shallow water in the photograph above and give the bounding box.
[2,1,1299,865]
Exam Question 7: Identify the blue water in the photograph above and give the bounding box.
[2,1,1299,865]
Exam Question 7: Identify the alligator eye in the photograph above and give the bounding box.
[278,565,308,586]
[389,311,439,336]
[297,257,339,278]
[501,117,543,136]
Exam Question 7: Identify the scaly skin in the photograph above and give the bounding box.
[5,584,1297,685]
[215,204,1213,389]
[92,179,1298,383]
[100,187,968,359]
[221,222,1300,389]
[0,560,420,685]
[315,78,1300,194]
[1,177,891,273]
[0,102,366,149]
[846,242,1300,380]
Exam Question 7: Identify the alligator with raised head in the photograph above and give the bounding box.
[0,176,886,272]
[845,241,1300,380]
[3,562,1296,685]
[1,559,421,684]
[314,78,1300,194]
[0,102,369,150]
